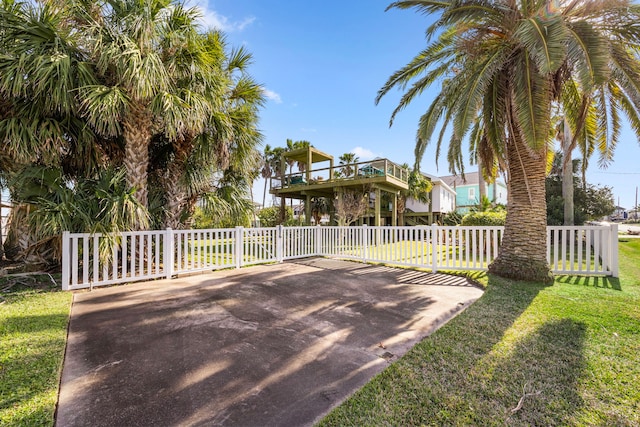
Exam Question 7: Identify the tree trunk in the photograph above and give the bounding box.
[0,201,5,261]
[477,156,486,207]
[262,177,268,208]
[488,130,553,283]
[162,136,193,229]
[162,162,188,229]
[123,103,152,225]
[397,195,406,226]
[562,118,574,225]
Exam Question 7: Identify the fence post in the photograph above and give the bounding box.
[315,225,322,256]
[235,226,243,268]
[610,223,619,277]
[164,228,174,279]
[362,224,368,262]
[276,225,284,262]
[431,223,438,273]
[61,231,70,290]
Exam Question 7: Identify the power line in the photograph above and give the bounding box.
[590,171,640,175]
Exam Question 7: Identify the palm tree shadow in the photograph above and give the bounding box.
[320,275,549,425]
[490,318,587,425]
[321,276,592,425]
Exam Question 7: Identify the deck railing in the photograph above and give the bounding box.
[61,224,619,290]
[270,158,409,190]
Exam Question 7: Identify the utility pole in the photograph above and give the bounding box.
[636,186,638,219]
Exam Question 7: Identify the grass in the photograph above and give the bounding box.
[0,276,72,426]
[318,239,640,426]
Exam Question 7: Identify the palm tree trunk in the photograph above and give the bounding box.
[397,196,406,226]
[123,103,152,224]
[162,135,196,229]
[477,156,486,207]
[488,130,552,283]
[162,162,188,230]
[262,177,268,208]
[562,118,574,225]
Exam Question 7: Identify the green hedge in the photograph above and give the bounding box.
[461,211,506,226]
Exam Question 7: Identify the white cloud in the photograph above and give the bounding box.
[187,0,255,32]
[263,88,282,104]
[352,146,380,161]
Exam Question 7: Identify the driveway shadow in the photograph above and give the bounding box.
[56,258,483,427]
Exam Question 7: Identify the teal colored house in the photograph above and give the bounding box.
[441,172,508,213]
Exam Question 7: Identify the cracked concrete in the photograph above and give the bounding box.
[56,258,483,427]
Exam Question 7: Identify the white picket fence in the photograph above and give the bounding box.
[61,224,619,290]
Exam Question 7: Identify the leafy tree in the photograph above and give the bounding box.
[378,0,640,283]
[335,188,369,226]
[546,155,615,225]
[258,206,292,228]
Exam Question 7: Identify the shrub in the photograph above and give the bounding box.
[257,206,292,227]
[442,211,463,226]
[461,211,506,226]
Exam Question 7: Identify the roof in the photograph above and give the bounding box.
[440,171,506,188]
[282,147,333,164]
[420,172,456,195]
[440,172,481,187]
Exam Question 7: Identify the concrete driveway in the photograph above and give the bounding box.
[56,258,483,427]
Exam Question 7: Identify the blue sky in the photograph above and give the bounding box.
[195,0,640,210]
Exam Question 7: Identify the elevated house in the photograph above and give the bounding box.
[269,146,457,225]
[270,147,409,226]
[440,172,508,214]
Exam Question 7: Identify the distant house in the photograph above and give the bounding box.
[440,172,508,213]
[404,172,456,224]
[610,206,627,221]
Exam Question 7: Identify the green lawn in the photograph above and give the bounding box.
[0,278,72,426]
[318,239,640,426]
[1,240,638,426]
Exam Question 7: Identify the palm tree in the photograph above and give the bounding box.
[78,0,222,223]
[285,138,296,174]
[557,118,574,225]
[293,140,312,172]
[260,144,274,208]
[378,0,640,282]
[0,1,104,174]
[310,197,329,225]
[339,152,359,177]
[155,30,264,229]
[397,165,433,226]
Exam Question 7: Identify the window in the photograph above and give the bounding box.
[468,187,476,200]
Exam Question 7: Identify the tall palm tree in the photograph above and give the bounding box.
[155,29,264,229]
[79,0,217,222]
[397,165,433,226]
[285,138,296,174]
[339,152,359,177]
[293,140,312,172]
[378,0,640,282]
[260,144,274,208]
[0,1,103,173]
